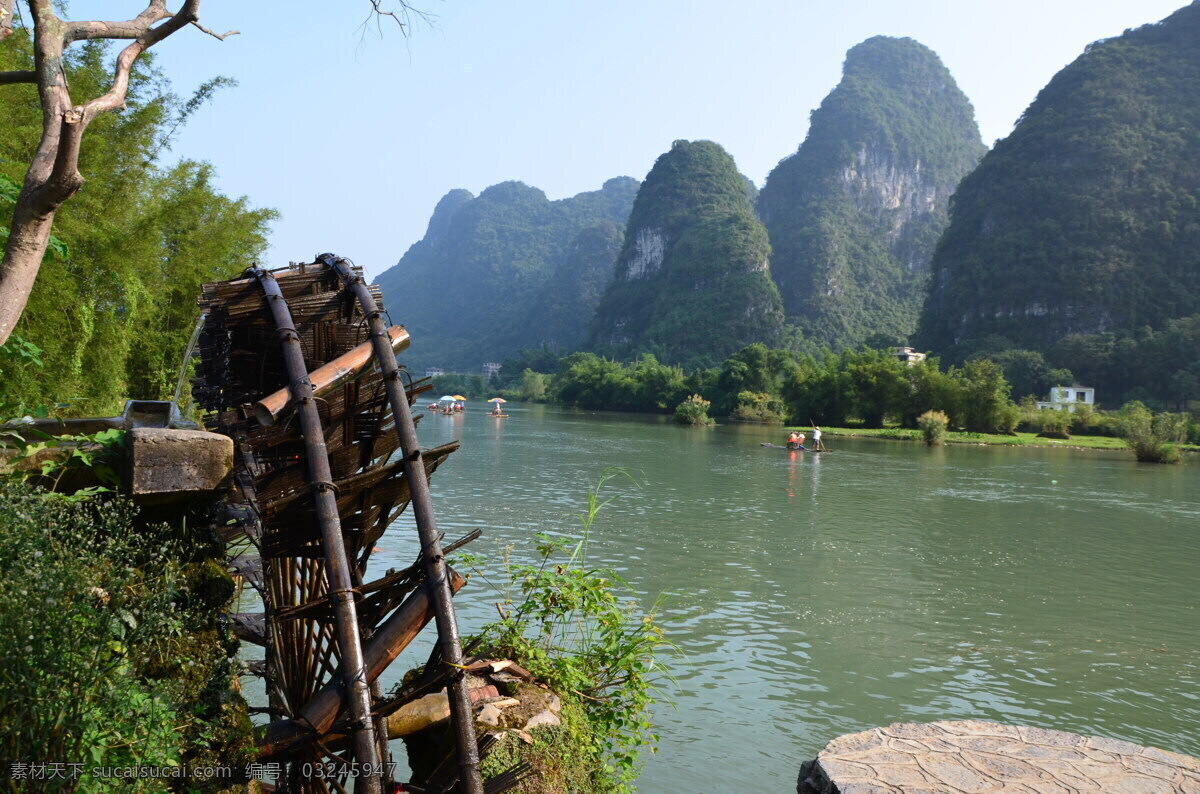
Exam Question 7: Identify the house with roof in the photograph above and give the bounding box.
[1037,385,1095,412]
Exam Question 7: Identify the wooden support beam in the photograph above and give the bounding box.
[322,253,484,794]
[254,326,409,427]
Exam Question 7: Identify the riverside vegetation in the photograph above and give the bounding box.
[473,342,1198,464]
[1,340,251,792]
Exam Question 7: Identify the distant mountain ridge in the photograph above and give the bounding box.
[758,35,986,350]
[376,177,638,371]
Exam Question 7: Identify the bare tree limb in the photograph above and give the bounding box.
[362,0,435,38]
[190,19,238,41]
[0,70,37,84]
[80,1,199,118]
[64,0,170,43]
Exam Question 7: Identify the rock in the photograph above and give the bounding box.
[128,428,233,505]
[477,703,503,727]
[385,693,451,738]
[521,709,561,731]
[798,720,1200,793]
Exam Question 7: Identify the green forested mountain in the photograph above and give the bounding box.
[376,177,638,371]
[758,36,985,350]
[525,220,626,352]
[588,140,785,368]
[917,2,1200,379]
[0,39,275,414]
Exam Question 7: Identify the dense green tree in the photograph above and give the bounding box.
[952,359,1014,433]
[759,36,985,350]
[842,348,909,428]
[713,343,779,414]
[0,42,274,414]
[978,349,1073,403]
[918,4,1200,367]
[899,358,959,427]
[589,140,785,368]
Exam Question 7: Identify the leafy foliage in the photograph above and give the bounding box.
[455,471,672,792]
[759,36,985,349]
[673,394,714,426]
[589,141,785,368]
[917,410,950,445]
[376,178,639,371]
[1116,400,1188,463]
[919,5,1200,366]
[0,486,247,790]
[0,39,276,415]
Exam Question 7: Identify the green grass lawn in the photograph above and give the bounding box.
[801,425,1196,453]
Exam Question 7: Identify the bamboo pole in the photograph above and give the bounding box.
[254,326,410,427]
[320,253,484,794]
[252,268,382,794]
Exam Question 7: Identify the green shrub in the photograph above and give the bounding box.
[454,471,672,792]
[730,390,785,423]
[995,402,1022,434]
[0,485,247,790]
[917,410,950,445]
[1116,401,1187,463]
[674,394,714,426]
[1036,408,1072,437]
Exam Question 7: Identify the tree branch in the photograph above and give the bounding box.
[64,0,170,43]
[0,70,37,84]
[33,107,85,204]
[79,0,202,117]
[363,0,435,38]
[190,18,237,41]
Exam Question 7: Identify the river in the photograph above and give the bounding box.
[373,404,1199,792]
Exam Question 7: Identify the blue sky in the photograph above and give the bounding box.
[94,0,1190,279]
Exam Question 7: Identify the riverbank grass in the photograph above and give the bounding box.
[807,426,1155,452]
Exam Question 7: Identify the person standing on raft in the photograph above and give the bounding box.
[811,425,822,450]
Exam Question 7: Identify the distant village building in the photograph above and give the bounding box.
[424,367,444,378]
[895,347,927,366]
[1037,385,1095,412]
[482,362,501,380]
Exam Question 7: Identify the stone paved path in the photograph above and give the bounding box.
[798,720,1200,793]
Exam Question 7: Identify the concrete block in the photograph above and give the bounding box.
[129,428,233,505]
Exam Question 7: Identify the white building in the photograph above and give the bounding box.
[1037,385,1095,412]
[424,367,444,378]
[482,362,502,380]
[895,347,927,366]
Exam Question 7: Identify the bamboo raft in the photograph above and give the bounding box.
[193,255,516,794]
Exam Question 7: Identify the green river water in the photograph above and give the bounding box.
[365,404,1198,791]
